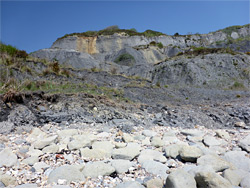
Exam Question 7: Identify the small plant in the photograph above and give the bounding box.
[51,62,60,74]
[230,81,245,90]
[114,53,135,66]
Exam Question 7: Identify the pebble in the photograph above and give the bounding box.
[0,123,248,187]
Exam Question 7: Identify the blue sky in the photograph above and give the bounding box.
[1,1,249,53]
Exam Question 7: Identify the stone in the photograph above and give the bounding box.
[0,121,14,134]
[115,142,127,148]
[150,136,164,147]
[238,134,250,152]
[187,136,203,143]
[112,143,141,160]
[142,130,157,137]
[223,169,242,186]
[197,154,230,172]
[223,151,250,171]
[0,182,4,187]
[138,149,167,163]
[141,160,169,179]
[80,148,110,159]
[142,137,151,146]
[179,145,203,162]
[122,133,134,143]
[33,162,50,173]
[209,146,226,155]
[33,135,58,149]
[26,128,47,143]
[164,144,184,158]
[203,136,223,147]
[0,148,18,167]
[0,174,16,186]
[165,169,196,188]
[42,144,59,154]
[240,173,250,188]
[82,161,115,178]
[162,135,179,145]
[92,141,114,153]
[195,171,233,188]
[180,129,204,137]
[14,184,38,188]
[215,130,230,140]
[57,129,78,139]
[115,181,144,188]
[27,148,43,157]
[234,121,246,128]
[231,32,239,39]
[111,160,135,174]
[48,165,85,184]
[21,156,39,166]
[67,138,92,150]
[146,178,163,188]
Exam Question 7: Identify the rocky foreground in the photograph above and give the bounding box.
[0,118,250,187]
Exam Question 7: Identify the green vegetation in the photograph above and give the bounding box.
[0,42,28,59]
[149,41,164,49]
[177,46,237,56]
[56,25,166,41]
[114,53,135,66]
[230,81,245,90]
[218,24,250,35]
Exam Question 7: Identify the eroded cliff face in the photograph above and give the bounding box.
[51,25,250,55]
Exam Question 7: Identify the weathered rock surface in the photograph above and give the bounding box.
[82,161,115,178]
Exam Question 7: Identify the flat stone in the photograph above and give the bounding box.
[240,173,250,188]
[197,154,230,172]
[138,149,167,164]
[115,142,127,148]
[196,171,233,188]
[234,121,246,128]
[141,137,151,146]
[0,121,14,134]
[111,159,135,174]
[112,143,141,160]
[142,130,157,137]
[162,136,179,145]
[26,128,47,143]
[215,130,230,140]
[164,144,185,158]
[82,161,115,178]
[187,136,203,143]
[203,136,223,147]
[209,146,226,155]
[0,148,18,167]
[21,156,39,166]
[33,135,58,149]
[179,145,203,162]
[48,165,85,184]
[165,169,196,188]
[181,129,204,137]
[146,178,164,188]
[122,133,134,143]
[57,129,78,139]
[42,144,59,154]
[0,174,16,186]
[115,181,144,188]
[27,148,43,157]
[188,165,215,177]
[223,169,242,186]
[80,148,110,159]
[150,136,164,147]
[223,151,250,171]
[67,138,92,150]
[92,141,114,153]
[33,162,50,173]
[142,160,169,179]
[238,134,250,152]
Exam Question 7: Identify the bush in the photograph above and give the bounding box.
[0,42,28,59]
[174,33,179,36]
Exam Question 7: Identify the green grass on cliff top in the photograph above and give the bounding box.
[56,25,166,41]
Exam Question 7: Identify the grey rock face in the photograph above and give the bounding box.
[240,173,250,188]
[48,165,85,183]
[82,161,115,178]
[238,134,250,152]
[165,169,196,188]
[0,148,18,167]
[223,169,242,186]
[0,121,14,134]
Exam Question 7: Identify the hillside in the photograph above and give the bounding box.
[0,24,250,188]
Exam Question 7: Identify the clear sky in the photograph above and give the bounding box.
[1,0,249,53]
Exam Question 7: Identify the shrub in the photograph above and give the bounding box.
[114,53,135,66]
[174,33,179,36]
[16,50,28,59]
[0,42,28,59]
[50,62,60,74]
[157,42,164,49]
